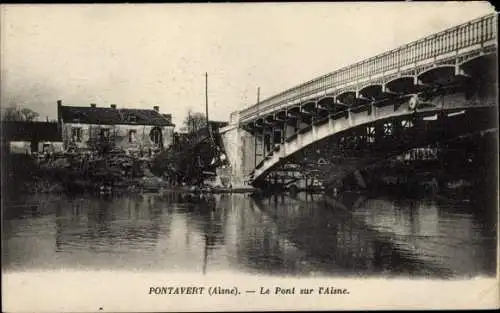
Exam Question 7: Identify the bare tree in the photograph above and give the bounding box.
[181,109,207,134]
[1,106,39,121]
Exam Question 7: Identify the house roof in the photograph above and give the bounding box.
[59,105,175,127]
[1,121,61,141]
[208,120,229,128]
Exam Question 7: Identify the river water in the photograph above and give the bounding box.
[2,191,496,278]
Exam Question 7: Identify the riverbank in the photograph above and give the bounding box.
[1,151,260,200]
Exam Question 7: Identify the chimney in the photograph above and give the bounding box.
[90,103,96,108]
[110,104,117,109]
[153,106,159,112]
[162,114,172,124]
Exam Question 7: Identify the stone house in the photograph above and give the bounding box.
[57,100,175,155]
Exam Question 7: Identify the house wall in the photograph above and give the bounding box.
[38,142,64,154]
[62,122,175,152]
[9,141,31,154]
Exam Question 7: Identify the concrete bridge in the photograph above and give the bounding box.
[221,13,498,189]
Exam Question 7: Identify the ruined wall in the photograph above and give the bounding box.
[38,142,64,154]
[62,122,175,152]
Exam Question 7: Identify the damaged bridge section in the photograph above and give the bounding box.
[151,121,230,186]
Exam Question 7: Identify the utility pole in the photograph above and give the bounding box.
[205,72,209,126]
[188,110,192,134]
[257,86,260,110]
[205,72,214,143]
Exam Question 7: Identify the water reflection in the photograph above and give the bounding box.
[2,191,496,278]
[181,194,229,274]
[347,195,497,277]
[251,194,451,277]
[54,195,165,254]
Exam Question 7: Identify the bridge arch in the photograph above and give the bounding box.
[317,96,335,104]
[249,102,496,188]
[459,50,497,68]
[287,105,301,114]
[255,117,264,127]
[417,65,456,84]
[317,96,336,111]
[336,91,357,106]
[302,101,316,107]
[275,110,287,120]
[385,76,415,94]
[359,84,383,99]
[301,101,317,114]
[459,53,497,77]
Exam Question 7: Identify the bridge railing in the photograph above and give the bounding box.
[239,13,497,124]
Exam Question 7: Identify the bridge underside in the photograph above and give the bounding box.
[252,106,497,190]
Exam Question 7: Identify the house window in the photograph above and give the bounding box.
[72,127,83,142]
[100,128,110,138]
[366,126,376,143]
[401,120,414,128]
[129,130,137,143]
[383,122,393,136]
[153,131,161,145]
[149,127,163,146]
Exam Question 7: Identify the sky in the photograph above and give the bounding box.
[0,2,495,127]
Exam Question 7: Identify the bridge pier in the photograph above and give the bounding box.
[220,113,271,187]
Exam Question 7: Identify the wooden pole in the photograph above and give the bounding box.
[205,72,209,125]
[257,87,260,108]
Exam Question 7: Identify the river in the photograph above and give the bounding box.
[2,191,496,278]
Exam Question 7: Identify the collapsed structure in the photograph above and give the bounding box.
[151,121,230,187]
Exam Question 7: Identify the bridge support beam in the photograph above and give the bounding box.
[263,130,270,156]
[273,126,283,146]
[254,130,264,167]
[270,128,275,153]
[280,123,286,144]
[284,123,296,139]
[257,129,269,164]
